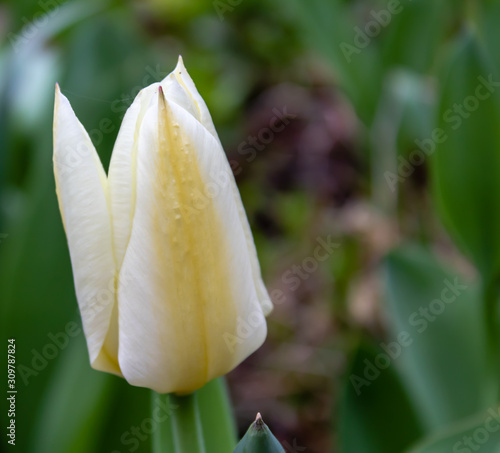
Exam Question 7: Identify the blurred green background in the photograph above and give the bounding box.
[2,0,500,452]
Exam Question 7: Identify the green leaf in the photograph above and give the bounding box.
[30,337,114,453]
[0,168,78,453]
[338,340,424,453]
[233,414,285,453]
[407,406,500,453]
[93,381,151,453]
[198,378,237,453]
[431,30,500,280]
[384,245,490,431]
[285,0,382,125]
[379,0,451,74]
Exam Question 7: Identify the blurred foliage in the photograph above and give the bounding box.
[432,30,500,282]
[385,246,489,428]
[338,340,423,453]
[2,0,500,452]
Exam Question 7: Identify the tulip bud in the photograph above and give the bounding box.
[233,413,285,453]
[53,57,273,394]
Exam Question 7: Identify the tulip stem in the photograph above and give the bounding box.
[151,392,175,453]
[169,392,207,453]
[197,378,237,452]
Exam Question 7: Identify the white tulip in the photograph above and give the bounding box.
[53,57,272,394]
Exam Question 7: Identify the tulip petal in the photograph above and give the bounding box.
[117,91,267,394]
[108,83,159,269]
[171,56,219,140]
[230,186,274,315]
[53,86,120,376]
[161,72,201,122]
[170,58,273,315]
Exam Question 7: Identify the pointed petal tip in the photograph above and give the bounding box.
[175,55,186,73]
[54,83,63,113]
[158,85,166,105]
[255,412,263,423]
[54,83,62,103]
[157,85,168,117]
[54,84,72,105]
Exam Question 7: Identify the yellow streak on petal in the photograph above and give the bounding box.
[98,299,121,375]
[173,70,201,120]
[153,89,236,393]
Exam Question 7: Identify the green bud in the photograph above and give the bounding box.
[233,413,285,453]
